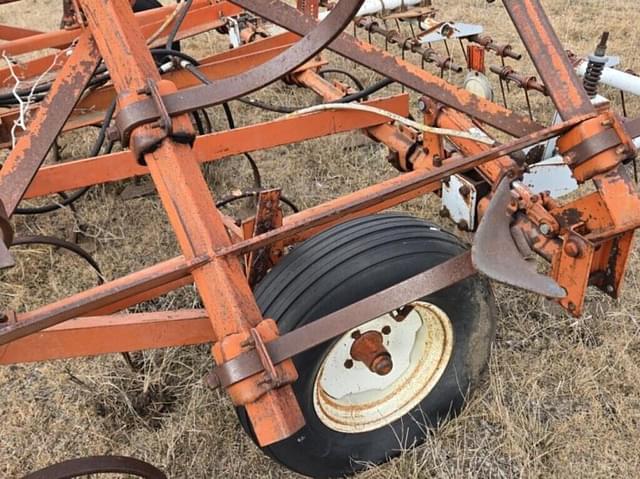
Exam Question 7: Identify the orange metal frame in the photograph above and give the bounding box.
[0,0,639,446]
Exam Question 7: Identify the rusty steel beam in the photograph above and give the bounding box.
[24,94,409,198]
[0,24,43,41]
[0,255,208,347]
[0,0,240,56]
[0,310,213,364]
[0,1,238,86]
[78,0,311,446]
[0,35,300,145]
[0,32,100,217]
[502,0,595,119]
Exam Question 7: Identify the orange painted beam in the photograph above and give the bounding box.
[0,310,213,364]
[0,35,297,145]
[0,0,241,56]
[25,94,409,198]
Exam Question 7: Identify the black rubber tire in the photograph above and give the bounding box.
[240,214,496,478]
[133,0,162,11]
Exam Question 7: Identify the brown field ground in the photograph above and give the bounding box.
[1,0,639,477]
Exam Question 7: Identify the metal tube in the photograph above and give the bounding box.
[319,0,423,19]
[575,61,640,97]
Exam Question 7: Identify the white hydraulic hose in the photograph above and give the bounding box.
[283,103,497,145]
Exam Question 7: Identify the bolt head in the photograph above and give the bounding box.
[564,240,582,258]
[539,223,551,236]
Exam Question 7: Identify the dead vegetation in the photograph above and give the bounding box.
[1,0,639,477]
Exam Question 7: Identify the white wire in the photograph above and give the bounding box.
[282,102,496,145]
[3,48,67,148]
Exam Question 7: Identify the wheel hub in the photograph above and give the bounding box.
[313,301,454,433]
[349,330,393,376]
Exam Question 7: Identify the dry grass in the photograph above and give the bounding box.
[1,0,639,477]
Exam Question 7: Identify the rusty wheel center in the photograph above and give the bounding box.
[349,330,394,376]
[312,301,454,433]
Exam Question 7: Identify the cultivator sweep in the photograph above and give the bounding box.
[1,0,639,477]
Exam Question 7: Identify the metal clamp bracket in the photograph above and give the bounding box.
[115,79,195,164]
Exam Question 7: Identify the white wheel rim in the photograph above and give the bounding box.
[312,301,454,433]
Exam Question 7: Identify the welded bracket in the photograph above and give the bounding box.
[551,230,595,316]
[118,79,195,163]
[243,189,284,286]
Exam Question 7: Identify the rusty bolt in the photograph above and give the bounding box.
[458,185,471,197]
[381,325,391,335]
[393,305,414,322]
[564,240,582,258]
[439,206,450,218]
[433,155,443,167]
[538,222,552,236]
[457,219,469,231]
[351,330,361,339]
[106,126,121,143]
[344,359,354,369]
